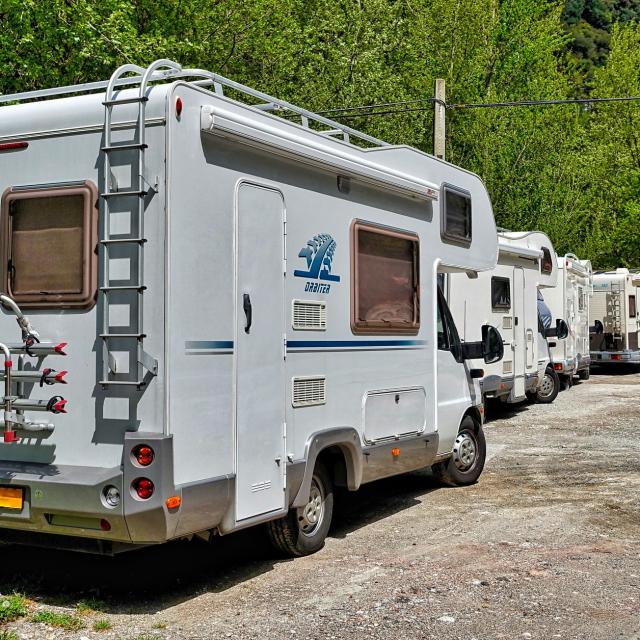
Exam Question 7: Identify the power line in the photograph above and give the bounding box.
[308,95,640,120]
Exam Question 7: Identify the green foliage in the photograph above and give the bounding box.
[76,597,107,615]
[0,594,28,623]
[30,609,84,630]
[0,0,639,268]
[0,631,18,640]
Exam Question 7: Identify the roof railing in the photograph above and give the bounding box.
[0,59,388,149]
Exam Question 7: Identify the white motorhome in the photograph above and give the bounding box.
[590,268,640,364]
[447,231,567,405]
[0,60,503,555]
[544,255,593,383]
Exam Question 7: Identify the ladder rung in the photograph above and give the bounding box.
[100,190,147,198]
[100,333,146,339]
[103,96,149,106]
[101,237,147,245]
[101,143,148,152]
[99,380,146,387]
[100,285,146,292]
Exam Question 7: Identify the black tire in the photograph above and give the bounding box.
[525,391,537,403]
[266,462,333,557]
[431,415,486,486]
[536,366,560,404]
[578,368,590,380]
[561,374,573,390]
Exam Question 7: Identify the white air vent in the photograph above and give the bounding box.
[292,299,327,330]
[503,360,513,374]
[503,316,513,330]
[292,376,326,407]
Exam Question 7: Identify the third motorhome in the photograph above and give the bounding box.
[544,254,593,384]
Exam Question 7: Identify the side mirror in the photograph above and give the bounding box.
[556,319,569,339]
[590,319,604,335]
[545,319,569,339]
[481,324,504,364]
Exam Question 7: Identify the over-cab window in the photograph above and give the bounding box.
[351,221,419,334]
[541,247,553,274]
[629,295,636,318]
[491,276,511,310]
[1,182,98,308]
[441,185,471,246]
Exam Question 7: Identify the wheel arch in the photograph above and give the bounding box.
[291,427,363,509]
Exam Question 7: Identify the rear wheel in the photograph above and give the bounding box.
[266,462,333,557]
[536,366,560,404]
[432,415,486,486]
[578,368,590,380]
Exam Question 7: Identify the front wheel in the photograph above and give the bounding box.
[266,462,333,557]
[432,415,486,486]
[536,366,560,404]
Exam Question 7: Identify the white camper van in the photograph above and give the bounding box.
[447,231,567,405]
[544,255,593,383]
[0,61,504,555]
[590,268,640,364]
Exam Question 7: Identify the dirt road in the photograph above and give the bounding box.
[1,368,638,639]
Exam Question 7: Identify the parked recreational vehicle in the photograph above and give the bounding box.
[0,60,503,555]
[447,231,567,405]
[590,268,640,364]
[544,255,593,383]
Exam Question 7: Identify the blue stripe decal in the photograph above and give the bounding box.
[185,340,234,349]
[287,340,426,348]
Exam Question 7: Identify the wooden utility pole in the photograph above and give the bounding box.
[433,78,446,160]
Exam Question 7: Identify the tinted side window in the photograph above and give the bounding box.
[541,247,553,274]
[630,295,636,318]
[491,276,511,310]
[441,185,472,246]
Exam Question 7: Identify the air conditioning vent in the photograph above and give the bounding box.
[292,299,327,330]
[503,360,513,374]
[502,316,513,330]
[292,376,326,407]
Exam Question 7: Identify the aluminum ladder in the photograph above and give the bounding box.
[99,61,179,388]
[610,280,623,342]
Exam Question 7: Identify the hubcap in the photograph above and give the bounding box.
[453,431,477,471]
[297,475,325,537]
[539,372,554,398]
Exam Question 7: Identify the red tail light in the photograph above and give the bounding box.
[133,444,154,466]
[100,519,111,531]
[133,478,154,500]
[553,363,563,371]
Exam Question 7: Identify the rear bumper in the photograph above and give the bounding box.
[591,350,640,363]
[576,354,591,371]
[551,358,576,375]
[0,433,232,550]
[480,375,513,398]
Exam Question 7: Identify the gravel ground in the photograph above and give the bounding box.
[0,367,638,640]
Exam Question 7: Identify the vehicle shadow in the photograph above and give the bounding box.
[0,471,443,614]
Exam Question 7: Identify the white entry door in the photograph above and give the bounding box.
[235,183,286,522]
[513,267,526,398]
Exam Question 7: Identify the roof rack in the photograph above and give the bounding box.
[0,58,388,149]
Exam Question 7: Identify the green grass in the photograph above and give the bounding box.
[76,597,107,615]
[92,618,112,631]
[130,635,162,640]
[30,609,84,631]
[151,621,167,629]
[0,630,18,640]
[0,594,28,623]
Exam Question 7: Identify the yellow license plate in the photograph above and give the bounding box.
[0,487,23,510]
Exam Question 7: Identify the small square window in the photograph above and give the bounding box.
[351,221,419,335]
[491,276,511,310]
[1,182,98,308]
[441,185,472,246]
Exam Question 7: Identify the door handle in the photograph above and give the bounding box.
[243,293,252,334]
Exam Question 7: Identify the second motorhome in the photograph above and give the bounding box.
[590,268,640,364]
[447,231,568,405]
[0,59,503,555]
